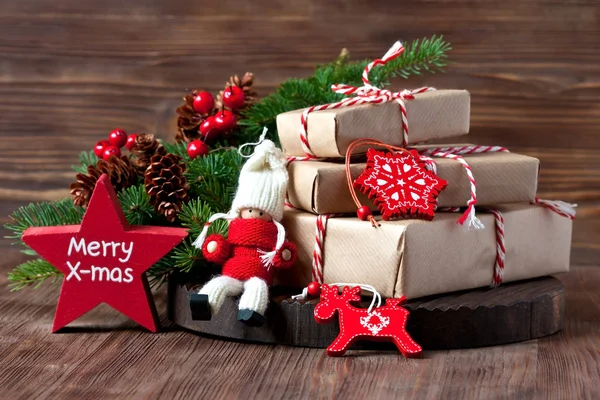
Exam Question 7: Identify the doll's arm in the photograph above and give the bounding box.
[202,234,231,265]
[272,241,297,269]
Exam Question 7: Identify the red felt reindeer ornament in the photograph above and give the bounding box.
[313,283,422,357]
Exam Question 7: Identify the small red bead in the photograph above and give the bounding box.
[214,110,236,132]
[187,140,210,159]
[108,129,128,148]
[102,145,121,160]
[357,205,372,221]
[222,86,245,110]
[199,116,220,141]
[192,91,215,114]
[307,282,322,298]
[125,134,138,151]
[94,140,111,157]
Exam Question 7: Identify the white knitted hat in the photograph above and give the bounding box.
[192,135,289,268]
[230,139,288,221]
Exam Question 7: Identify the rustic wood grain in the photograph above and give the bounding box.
[173,277,564,350]
[0,0,598,263]
[0,247,598,399]
[0,1,598,397]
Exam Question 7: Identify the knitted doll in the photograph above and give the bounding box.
[190,139,297,327]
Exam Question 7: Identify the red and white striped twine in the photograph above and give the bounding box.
[418,145,509,156]
[309,203,575,291]
[310,209,508,290]
[312,213,335,283]
[489,209,506,287]
[298,41,435,158]
[431,151,483,229]
[416,145,509,229]
[532,197,577,220]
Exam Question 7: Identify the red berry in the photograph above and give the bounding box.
[108,129,128,148]
[199,116,221,141]
[357,205,372,221]
[307,282,322,297]
[102,145,121,160]
[192,91,214,114]
[187,140,210,159]
[222,86,245,110]
[125,134,138,151]
[94,140,111,157]
[214,110,236,132]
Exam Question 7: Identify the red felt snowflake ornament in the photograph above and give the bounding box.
[354,148,448,221]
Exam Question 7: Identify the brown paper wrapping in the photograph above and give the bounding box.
[278,205,571,299]
[287,149,540,214]
[276,90,471,158]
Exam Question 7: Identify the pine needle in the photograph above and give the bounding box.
[117,184,154,226]
[72,150,99,173]
[8,259,62,291]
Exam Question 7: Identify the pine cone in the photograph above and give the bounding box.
[144,153,190,222]
[70,156,138,207]
[176,92,206,143]
[131,133,166,173]
[215,72,257,114]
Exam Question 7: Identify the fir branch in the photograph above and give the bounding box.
[241,35,451,139]
[8,259,62,291]
[369,35,451,86]
[149,199,230,286]
[147,256,175,287]
[172,239,203,273]
[72,150,99,173]
[117,184,154,225]
[178,199,213,238]
[185,149,243,211]
[4,198,84,242]
[162,140,190,161]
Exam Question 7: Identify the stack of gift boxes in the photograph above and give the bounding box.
[273,89,573,300]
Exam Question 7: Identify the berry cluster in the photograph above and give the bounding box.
[186,86,246,159]
[93,129,138,160]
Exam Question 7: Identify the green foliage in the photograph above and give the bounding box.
[8,259,62,291]
[6,35,451,290]
[117,184,154,226]
[185,148,243,211]
[162,141,189,160]
[73,150,99,173]
[5,198,85,242]
[148,196,232,286]
[241,35,451,140]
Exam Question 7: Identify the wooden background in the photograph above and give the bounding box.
[0,1,599,398]
[0,0,599,264]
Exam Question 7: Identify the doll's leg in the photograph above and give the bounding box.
[190,275,243,320]
[237,277,269,327]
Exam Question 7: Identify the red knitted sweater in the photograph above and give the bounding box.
[202,218,297,285]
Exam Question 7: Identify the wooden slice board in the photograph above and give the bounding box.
[168,276,564,350]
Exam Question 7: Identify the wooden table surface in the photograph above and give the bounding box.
[1,0,599,398]
[0,245,598,399]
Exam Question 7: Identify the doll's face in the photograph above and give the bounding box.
[240,208,273,221]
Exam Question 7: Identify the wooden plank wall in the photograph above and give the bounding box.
[0,0,598,263]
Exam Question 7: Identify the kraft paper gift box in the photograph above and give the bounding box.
[286,149,540,215]
[276,90,470,158]
[278,205,572,299]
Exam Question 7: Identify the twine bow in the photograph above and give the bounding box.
[299,42,435,158]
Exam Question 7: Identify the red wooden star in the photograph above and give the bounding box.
[354,149,448,221]
[22,174,188,332]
